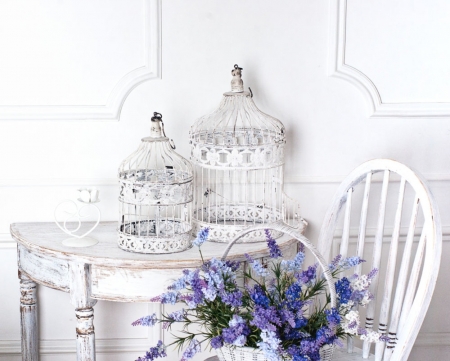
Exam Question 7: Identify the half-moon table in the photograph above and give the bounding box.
[11,222,297,361]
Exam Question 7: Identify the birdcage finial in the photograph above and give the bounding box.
[150,112,166,138]
[231,64,244,92]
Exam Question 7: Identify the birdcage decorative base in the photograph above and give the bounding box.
[216,344,334,361]
[192,204,283,243]
[118,219,192,254]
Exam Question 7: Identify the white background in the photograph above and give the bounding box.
[1,0,450,360]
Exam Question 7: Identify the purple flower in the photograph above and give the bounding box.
[220,290,243,308]
[132,313,158,327]
[181,339,201,361]
[298,265,317,285]
[211,336,224,349]
[222,315,250,346]
[367,268,378,280]
[193,228,209,247]
[250,305,280,331]
[136,340,167,361]
[342,256,365,269]
[265,229,282,258]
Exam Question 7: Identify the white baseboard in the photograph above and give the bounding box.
[0,332,448,356]
[0,337,150,355]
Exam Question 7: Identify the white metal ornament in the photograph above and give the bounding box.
[54,189,101,247]
[190,64,303,243]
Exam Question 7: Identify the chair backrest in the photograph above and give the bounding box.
[317,159,442,361]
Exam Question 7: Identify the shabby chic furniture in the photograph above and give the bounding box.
[317,159,442,361]
[12,221,298,361]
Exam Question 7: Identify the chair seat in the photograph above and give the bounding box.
[333,346,375,360]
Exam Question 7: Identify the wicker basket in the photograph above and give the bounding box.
[216,344,334,361]
[215,222,337,361]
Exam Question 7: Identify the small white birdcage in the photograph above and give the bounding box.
[118,112,193,253]
[190,65,302,243]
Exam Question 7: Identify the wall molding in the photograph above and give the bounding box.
[0,0,161,121]
[0,332,448,356]
[328,0,450,118]
[2,173,450,187]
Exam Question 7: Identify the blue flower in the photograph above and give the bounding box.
[167,309,185,322]
[335,277,352,304]
[265,229,282,258]
[325,308,340,327]
[136,340,167,361]
[193,228,209,247]
[132,313,158,327]
[245,254,268,277]
[257,330,281,361]
[250,285,270,308]
[181,339,201,361]
[220,290,243,308]
[281,252,305,272]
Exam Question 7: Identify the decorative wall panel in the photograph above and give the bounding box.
[328,0,450,117]
[0,0,160,120]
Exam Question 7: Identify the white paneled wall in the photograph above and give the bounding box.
[1,0,450,360]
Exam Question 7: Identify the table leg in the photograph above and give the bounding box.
[75,307,95,361]
[20,274,38,361]
[70,262,97,361]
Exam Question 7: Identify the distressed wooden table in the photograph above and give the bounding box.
[11,222,297,361]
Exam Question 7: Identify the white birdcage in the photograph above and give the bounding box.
[118,112,193,253]
[190,65,302,243]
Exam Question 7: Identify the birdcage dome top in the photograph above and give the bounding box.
[189,65,285,170]
[118,112,193,185]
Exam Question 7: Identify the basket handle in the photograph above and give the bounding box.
[220,222,337,309]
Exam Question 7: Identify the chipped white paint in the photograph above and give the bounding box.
[317,159,442,361]
[12,221,297,361]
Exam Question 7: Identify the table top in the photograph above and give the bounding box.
[11,222,297,269]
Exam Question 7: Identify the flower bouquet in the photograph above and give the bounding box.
[132,229,386,361]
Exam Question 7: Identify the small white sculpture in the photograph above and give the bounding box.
[54,188,101,247]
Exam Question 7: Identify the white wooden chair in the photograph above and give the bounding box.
[317,159,442,361]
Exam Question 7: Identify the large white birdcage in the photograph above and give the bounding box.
[118,112,193,253]
[190,65,302,243]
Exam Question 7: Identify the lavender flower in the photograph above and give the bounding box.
[281,251,305,272]
[132,313,158,327]
[250,284,270,308]
[150,291,179,305]
[245,254,268,277]
[298,265,317,285]
[257,330,282,361]
[250,305,280,331]
[265,229,282,258]
[220,290,243,308]
[222,315,251,346]
[210,336,224,349]
[136,340,167,361]
[181,339,201,361]
[325,308,340,327]
[193,228,209,247]
[167,309,185,322]
[335,277,352,304]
